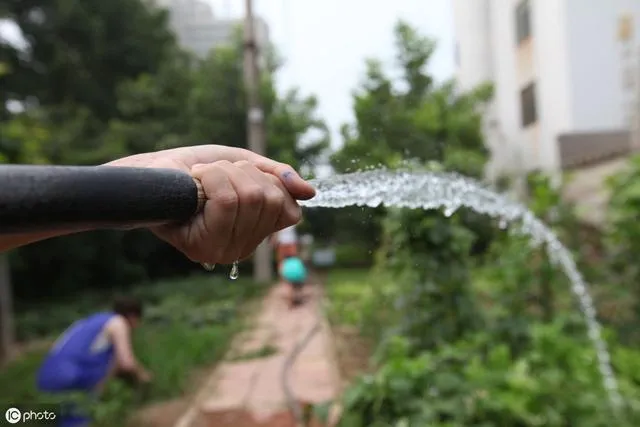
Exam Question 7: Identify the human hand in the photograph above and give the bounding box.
[138,369,153,384]
[107,145,315,265]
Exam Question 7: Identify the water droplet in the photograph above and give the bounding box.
[443,206,456,217]
[202,263,216,272]
[229,261,239,280]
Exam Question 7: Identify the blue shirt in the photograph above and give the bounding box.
[37,312,116,392]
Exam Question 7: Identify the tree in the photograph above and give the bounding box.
[326,21,494,284]
[1,0,174,121]
[331,22,491,177]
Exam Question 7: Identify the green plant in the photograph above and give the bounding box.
[336,322,640,426]
[607,155,640,307]
[334,243,375,268]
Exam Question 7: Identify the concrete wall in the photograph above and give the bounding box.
[565,0,640,132]
[452,0,493,92]
[485,0,523,179]
[532,0,573,174]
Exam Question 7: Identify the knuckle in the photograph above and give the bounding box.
[292,205,302,222]
[212,188,239,211]
[237,185,263,205]
[234,160,251,168]
[263,187,284,207]
[284,203,302,224]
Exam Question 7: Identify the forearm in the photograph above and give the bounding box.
[0,229,86,253]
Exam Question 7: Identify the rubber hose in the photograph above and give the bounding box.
[0,165,204,233]
[282,318,322,427]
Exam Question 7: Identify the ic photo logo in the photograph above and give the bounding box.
[5,407,57,424]
[4,407,21,424]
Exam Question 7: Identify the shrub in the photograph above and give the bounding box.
[338,321,640,427]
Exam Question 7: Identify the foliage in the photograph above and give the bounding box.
[1,0,174,120]
[330,22,492,175]
[325,269,396,342]
[338,323,640,427]
[606,154,640,306]
[0,275,263,425]
[334,243,375,268]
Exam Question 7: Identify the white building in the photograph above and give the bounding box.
[453,0,640,185]
[153,0,269,59]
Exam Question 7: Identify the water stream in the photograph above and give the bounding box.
[299,168,622,410]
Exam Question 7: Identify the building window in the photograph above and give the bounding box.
[520,82,537,127]
[515,0,531,45]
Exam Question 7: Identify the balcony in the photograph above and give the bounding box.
[558,130,635,171]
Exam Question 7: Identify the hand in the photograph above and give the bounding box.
[138,368,152,384]
[107,145,316,265]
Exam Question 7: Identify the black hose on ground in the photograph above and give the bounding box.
[281,278,324,427]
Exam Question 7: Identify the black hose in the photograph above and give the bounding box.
[0,165,204,234]
[281,316,322,427]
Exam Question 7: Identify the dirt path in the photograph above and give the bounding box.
[172,282,342,427]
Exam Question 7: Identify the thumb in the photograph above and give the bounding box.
[251,159,316,201]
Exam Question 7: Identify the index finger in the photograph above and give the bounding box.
[190,146,316,201]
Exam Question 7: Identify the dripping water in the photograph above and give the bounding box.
[201,263,216,271]
[201,261,239,280]
[229,261,239,280]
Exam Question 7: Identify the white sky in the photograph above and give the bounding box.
[1,1,455,148]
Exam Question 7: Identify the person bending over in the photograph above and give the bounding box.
[37,296,150,426]
[280,255,308,308]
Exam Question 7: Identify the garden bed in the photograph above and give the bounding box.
[0,274,265,426]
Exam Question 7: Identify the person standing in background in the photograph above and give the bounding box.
[272,224,299,268]
[300,234,314,265]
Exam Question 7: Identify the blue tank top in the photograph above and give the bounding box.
[37,312,116,391]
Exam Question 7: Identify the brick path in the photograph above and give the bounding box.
[173,283,342,427]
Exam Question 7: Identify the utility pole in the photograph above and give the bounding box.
[0,253,14,365]
[635,44,640,151]
[244,0,272,283]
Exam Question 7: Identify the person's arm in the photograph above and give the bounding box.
[0,230,87,253]
[105,317,151,383]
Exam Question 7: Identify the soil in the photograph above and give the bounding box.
[130,367,213,427]
[131,399,191,427]
[196,401,326,427]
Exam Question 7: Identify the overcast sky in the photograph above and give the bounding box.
[1,1,455,148]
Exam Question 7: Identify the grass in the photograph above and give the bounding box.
[228,344,278,362]
[0,273,265,425]
[324,268,396,330]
